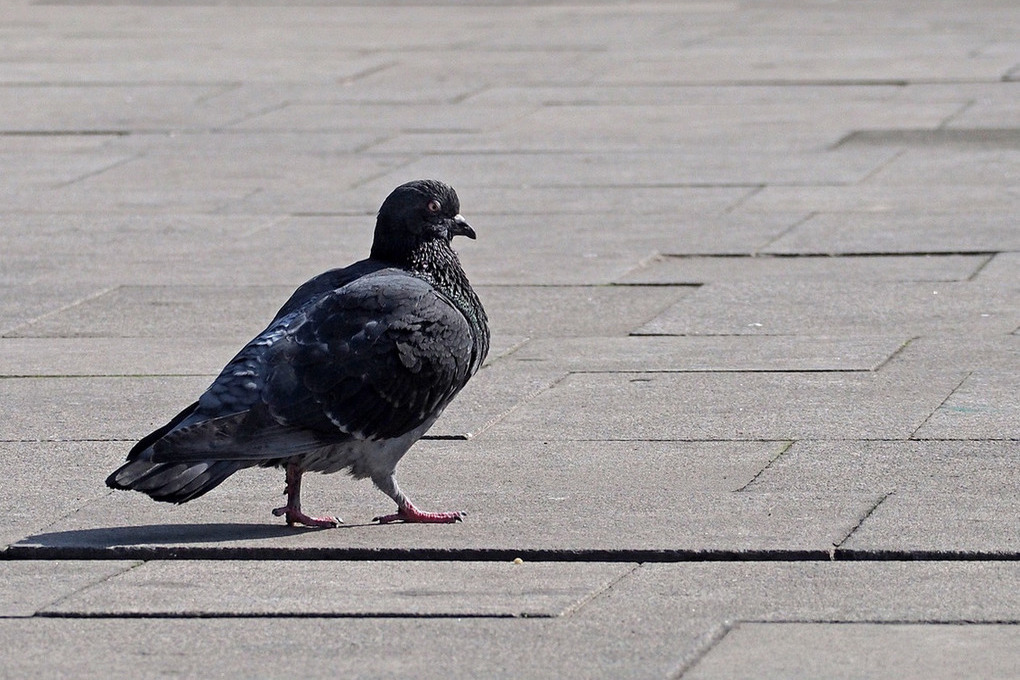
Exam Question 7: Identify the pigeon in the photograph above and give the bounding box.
[107,179,489,528]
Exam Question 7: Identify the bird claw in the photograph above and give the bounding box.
[373,505,465,524]
[272,505,341,528]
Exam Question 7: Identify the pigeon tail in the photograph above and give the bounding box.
[106,458,246,504]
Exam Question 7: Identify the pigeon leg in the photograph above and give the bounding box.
[371,473,463,524]
[271,463,340,528]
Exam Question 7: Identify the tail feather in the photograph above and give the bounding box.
[106,459,246,504]
[126,401,199,461]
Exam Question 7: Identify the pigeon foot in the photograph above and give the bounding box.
[373,503,464,524]
[272,505,340,528]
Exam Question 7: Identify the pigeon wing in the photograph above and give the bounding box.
[149,270,476,463]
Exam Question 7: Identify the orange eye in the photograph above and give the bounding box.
[427,200,441,213]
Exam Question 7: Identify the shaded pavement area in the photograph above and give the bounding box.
[1,1,1018,677]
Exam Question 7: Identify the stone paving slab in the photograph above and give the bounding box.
[0,84,238,132]
[684,622,1020,680]
[10,437,879,555]
[0,617,597,680]
[0,213,375,289]
[0,337,251,376]
[842,492,1020,555]
[621,253,991,284]
[12,491,877,557]
[454,213,806,285]
[509,335,908,372]
[489,369,967,440]
[746,440,1020,495]
[867,148,1020,187]
[366,91,967,153]
[1,561,1015,680]
[362,148,901,192]
[0,441,124,548]
[0,560,137,617]
[912,370,1020,440]
[0,376,210,441]
[634,279,1016,337]
[763,211,1020,254]
[0,282,113,336]
[481,285,694,337]
[40,560,631,618]
[740,183,1020,214]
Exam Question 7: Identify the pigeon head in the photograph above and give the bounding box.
[371,179,475,264]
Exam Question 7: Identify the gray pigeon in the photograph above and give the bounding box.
[107,179,489,528]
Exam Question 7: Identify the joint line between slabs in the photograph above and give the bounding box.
[669,619,736,680]
[30,611,542,621]
[8,547,1020,563]
[830,491,894,558]
[734,440,795,492]
[908,370,973,440]
[559,563,642,619]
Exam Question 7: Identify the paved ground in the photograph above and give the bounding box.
[1,0,1017,677]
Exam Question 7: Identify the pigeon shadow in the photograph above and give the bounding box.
[14,521,377,552]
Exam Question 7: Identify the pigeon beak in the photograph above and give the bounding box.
[449,214,476,240]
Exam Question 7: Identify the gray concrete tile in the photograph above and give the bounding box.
[889,335,1018,374]
[634,280,1017,337]
[6,285,292,340]
[481,285,694,338]
[1,213,307,288]
[764,211,1020,254]
[740,184,1019,214]
[488,369,967,440]
[0,283,114,336]
[16,489,874,556]
[973,252,1020,285]
[589,562,1020,672]
[0,375,211,441]
[454,212,802,285]
[3,562,1019,680]
[747,440,1020,494]
[0,84,235,132]
[843,492,1020,554]
[0,561,137,617]
[427,361,562,439]
[598,31,1018,84]
[10,439,870,554]
[0,617,637,680]
[41,560,632,617]
[65,132,396,205]
[0,136,133,189]
[228,102,537,133]
[509,335,909,372]
[621,254,990,283]
[612,562,1020,628]
[0,337,248,377]
[0,441,125,547]
[865,148,1020,187]
[393,97,962,154]
[362,148,900,191]
[684,622,1020,680]
[913,370,1020,440]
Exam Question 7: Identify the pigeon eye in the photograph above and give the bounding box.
[427,200,442,213]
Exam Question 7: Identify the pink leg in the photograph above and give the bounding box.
[373,501,464,524]
[271,463,340,528]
